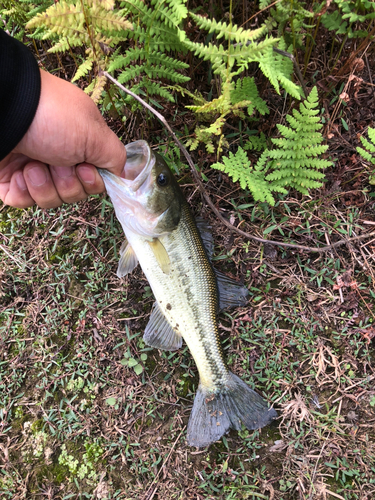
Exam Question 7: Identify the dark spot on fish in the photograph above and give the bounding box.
[166,303,172,310]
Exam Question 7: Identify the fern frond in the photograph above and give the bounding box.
[109,49,188,71]
[244,133,268,152]
[26,2,85,33]
[231,77,269,116]
[47,36,77,53]
[186,94,228,115]
[90,5,132,31]
[151,2,188,29]
[95,0,115,10]
[212,87,330,203]
[189,12,267,44]
[86,74,107,103]
[357,126,375,182]
[72,58,94,82]
[142,81,175,102]
[117,65,145,83]
[144,65,190,83]
[258,43,302,99]
[212,148,275,204]
[263,86,331,193]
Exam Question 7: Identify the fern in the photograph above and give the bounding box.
[26,0,132,101]
[188,12,268,45]
[212,147,275,204]
[105,0,190,105]
[211,87,331,205]
[183,13,302,154]
[356,127,375,185]
[264,87,331,194]
[26,0,189,105]
[231,77,269,116]
[264,0,315,48]
[244,133,269,152]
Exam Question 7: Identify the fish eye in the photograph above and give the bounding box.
[157,172,169,187]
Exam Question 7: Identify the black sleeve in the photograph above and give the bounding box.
[0,30,41,161]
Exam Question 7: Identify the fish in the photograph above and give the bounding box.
[99,140,277,447]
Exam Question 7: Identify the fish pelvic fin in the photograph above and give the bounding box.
[117,241,139,278]
[186,372,277,448]
[144,302,182,351]
[215,271,249,310]
[148,238,171,274]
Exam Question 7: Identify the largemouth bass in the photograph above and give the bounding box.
[99,140,276,447]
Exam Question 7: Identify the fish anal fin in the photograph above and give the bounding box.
[144,302,182,351]
[117,242,139,278]
[186,372,277,448]
[215,270,249,310]
[148,238,170,274]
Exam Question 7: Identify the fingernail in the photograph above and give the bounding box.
[77,166,95,185]
[15,171,28,191]
[27,166,47,187]
[52,165,74,178]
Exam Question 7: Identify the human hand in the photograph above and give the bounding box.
[0,70,126,208]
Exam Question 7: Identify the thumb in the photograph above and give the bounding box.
[84,116,127,177]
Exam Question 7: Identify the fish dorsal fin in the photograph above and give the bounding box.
[215,270,249,310]
[117,241,139,278]
[148,238,171,274]
[144,302,182,351]
[195,217,214,258]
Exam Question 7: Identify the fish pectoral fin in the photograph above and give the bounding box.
[215,270,249,310]
[144,302,182,351]
[116,242,139,278]
[148,238,170,274]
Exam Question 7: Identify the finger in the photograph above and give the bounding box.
[76,163,106,195]
[23,162,63,209]
[49,164,88,204]
[0,170,35,208]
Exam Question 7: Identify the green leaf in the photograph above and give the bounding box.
[263,225,278,235]
[105,397,117,406]
[133,364,143,375]
[128,358,139,367]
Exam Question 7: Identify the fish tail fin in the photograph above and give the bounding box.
[186,372,277,448]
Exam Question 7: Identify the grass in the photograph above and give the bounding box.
[1,179,375,499]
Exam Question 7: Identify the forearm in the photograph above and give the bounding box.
[0,30,41,161]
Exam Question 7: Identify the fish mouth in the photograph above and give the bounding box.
[98,140,153,195]
[123,140,153,190]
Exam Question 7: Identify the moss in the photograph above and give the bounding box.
[11,414,29,433]
[35,462,70,485]
[176,377,191,398]
[48,245,70,263]
[30,419,44,433]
